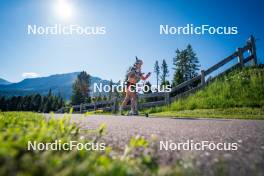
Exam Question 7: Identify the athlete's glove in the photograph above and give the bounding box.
[146,72,151,78]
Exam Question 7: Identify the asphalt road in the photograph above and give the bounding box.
[46,114,264,175]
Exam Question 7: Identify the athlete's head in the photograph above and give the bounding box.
[135,56,143,69]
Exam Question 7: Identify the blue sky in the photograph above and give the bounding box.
[0,0,263,83]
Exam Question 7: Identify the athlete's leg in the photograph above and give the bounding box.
[134,93,139,114]
[130,92,139,115]
[120,91,131,114]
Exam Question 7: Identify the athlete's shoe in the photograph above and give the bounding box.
[133,112,139,116]
[119,107,125,115]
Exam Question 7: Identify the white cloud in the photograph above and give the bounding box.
[22,72,39,78]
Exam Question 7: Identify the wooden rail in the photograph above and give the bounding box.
[57,35,258,113]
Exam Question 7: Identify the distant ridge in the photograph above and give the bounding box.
[0,78,11,85]
[0,72,110,100]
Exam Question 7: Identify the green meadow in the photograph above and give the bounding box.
[146,66,264,119]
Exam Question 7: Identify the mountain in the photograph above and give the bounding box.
[0,72,111,100]
[0,78,11,85]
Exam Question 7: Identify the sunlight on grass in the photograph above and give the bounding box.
[151,108,264,119]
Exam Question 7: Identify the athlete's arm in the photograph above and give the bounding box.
[141,72,151,80]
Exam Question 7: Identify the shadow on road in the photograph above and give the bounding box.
[170,117,232,121]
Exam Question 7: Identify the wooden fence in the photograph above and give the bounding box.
[57,35,258,113]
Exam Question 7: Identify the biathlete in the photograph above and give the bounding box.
[120,57,151,115]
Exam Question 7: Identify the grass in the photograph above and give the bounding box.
[84,109,112,116]
[151,108,264,119]
[146,66,264,119]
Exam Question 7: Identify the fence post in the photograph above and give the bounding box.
[164,92,170,105]
[200,70,205,86]
[80,103,82,113]
[249,35,258,66]
[112,97,118,113]
[236,48,244,67]
[94,102,97,112]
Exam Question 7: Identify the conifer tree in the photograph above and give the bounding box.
[154,61,160,86]
[71,71,91,105]
[173,44,200,86]
[160,59,169,86]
